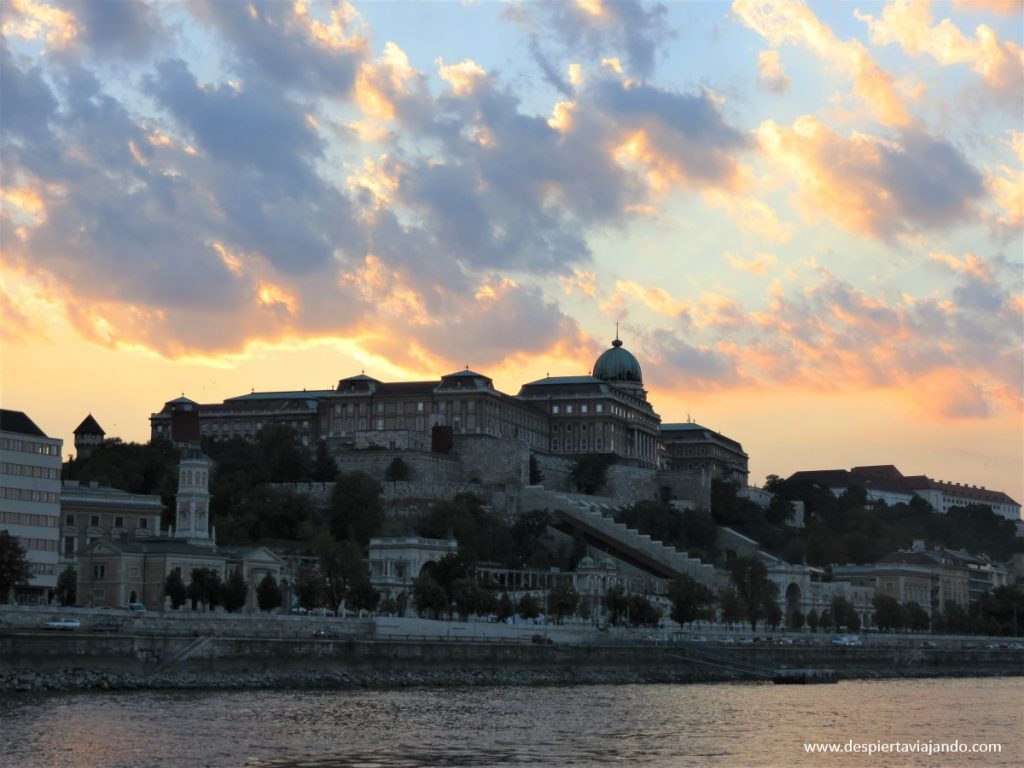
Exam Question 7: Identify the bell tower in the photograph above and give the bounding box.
[174,445,215,548]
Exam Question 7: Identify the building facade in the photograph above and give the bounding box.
[787,464,1021,522]
[0,410,62,604]
[151,337,684,471]
[59,481,165,572]
[660,422,749,485]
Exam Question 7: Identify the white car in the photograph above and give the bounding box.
[45,618,81,631]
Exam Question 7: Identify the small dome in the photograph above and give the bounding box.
[579,555,596,568]
[593,338,642,385]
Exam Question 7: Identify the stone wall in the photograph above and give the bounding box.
[606,464,658,500]
[451,435,529,487]
[331,450,464,483]
[656,469,712,510]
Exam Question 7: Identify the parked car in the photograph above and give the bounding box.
[830,634,863,647]
[531,634,553,645]
[920,640,937,649]
[126,603,146,612]
[45,618,81,631]
[312,626,344,638]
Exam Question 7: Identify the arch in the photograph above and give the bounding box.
[785,583,801,609]
[418,560,438,578]
[129,590,137,603]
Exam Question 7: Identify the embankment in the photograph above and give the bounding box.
[1,632,1022,692]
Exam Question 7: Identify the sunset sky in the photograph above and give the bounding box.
[1,0,1021,503]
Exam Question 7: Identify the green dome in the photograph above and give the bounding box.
[593,339,642,385]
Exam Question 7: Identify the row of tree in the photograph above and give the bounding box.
[163,568,283,613]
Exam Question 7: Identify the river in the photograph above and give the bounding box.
[1,678,1021,767]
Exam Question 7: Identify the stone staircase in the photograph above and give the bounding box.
[523,487,721,587]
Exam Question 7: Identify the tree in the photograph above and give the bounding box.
[256,573,283,612]
[329,472,384,544]
[496,591,514,622]
[528,454,544,485]
[603,585,629,626]
[628,595,661,627]
[548,581,579,624]
[313,533,369,611]
[0,531,32,603]
[222,570,248,613]
[385,457,411,482]
[187,568,223,611]
[872,595,903,632]
[726,557,779,632]
[570,454,615,495]
[311,440,338,482]
[517,593,541,621]
[165,571,188,609]
[905,601,930,632]
[668,575,717,628]
[451,577,487,620]
[766,602,783,631]
[719,586,745,629]
[831,597,860,631]
[413,574,447,619]
[348,577,380,613]
[56,567,77,607]
[787,609,805,631]
[294,566,325,610]
[765,495,796,525]
[807,609,820,633]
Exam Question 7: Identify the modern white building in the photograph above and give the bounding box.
[0,409,63,603]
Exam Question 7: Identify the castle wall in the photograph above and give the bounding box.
[451,435,529,487]
[656,469,712,511]
[331,450,464,484]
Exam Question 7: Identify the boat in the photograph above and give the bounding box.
[772,667,838,684]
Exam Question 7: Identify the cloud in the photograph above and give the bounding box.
[521,0,672,79]
[1,0,77,49]
[733,0,913,126]
[857,0,1024,104]
[188,0,367,98]
[985,130,1024,231]
[757,117,985,239]
[61,0,161,58]
[757,49,790,93]
[726,251,778,275]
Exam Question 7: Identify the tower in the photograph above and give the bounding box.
[73,414,105,459]
[173,445,215,547]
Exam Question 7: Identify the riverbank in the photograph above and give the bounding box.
[2,632,1022,692]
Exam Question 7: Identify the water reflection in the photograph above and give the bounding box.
[1,679,1021,768]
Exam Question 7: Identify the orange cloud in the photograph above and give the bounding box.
[353,41,419,123]
[725,250,778,275]
[986,130,1023,230]
[437,57,488,95]
[953,0,1021,14]
[857,0,1024,101]
[757,116,982,238]
[733,0,913,126]
[611,280,689,318]
[1,0,77,49]
[757,49,791,93]
[703,189,794,243]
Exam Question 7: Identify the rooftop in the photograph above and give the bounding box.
[0,409,47,438]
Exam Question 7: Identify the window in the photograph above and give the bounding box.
[596,404,604,413]
[114,516,124,528]
[581,404,588,414]
[566,405,573,414]
[64,537,75,556]
[65,514,75,525]
[90,515,100,527]
[376,418,384,431]
[376,403,384,414]
[417,402,424,413]
[93,564,105,580]
[138,518,148,529]
[552,405,560,414]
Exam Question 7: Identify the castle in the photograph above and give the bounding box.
[149,335,750,507]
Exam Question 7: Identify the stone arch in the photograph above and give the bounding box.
[785,583,801,611]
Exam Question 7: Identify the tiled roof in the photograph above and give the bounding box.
[73,414,105,435]
[224,390,335,402]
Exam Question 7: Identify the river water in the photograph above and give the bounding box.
[2,678,1021,767]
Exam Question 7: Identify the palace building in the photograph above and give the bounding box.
[150,336,747,478]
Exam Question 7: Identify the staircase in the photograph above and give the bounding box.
[523,488,721,586]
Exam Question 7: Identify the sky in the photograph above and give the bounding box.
[1,0,1021,503]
